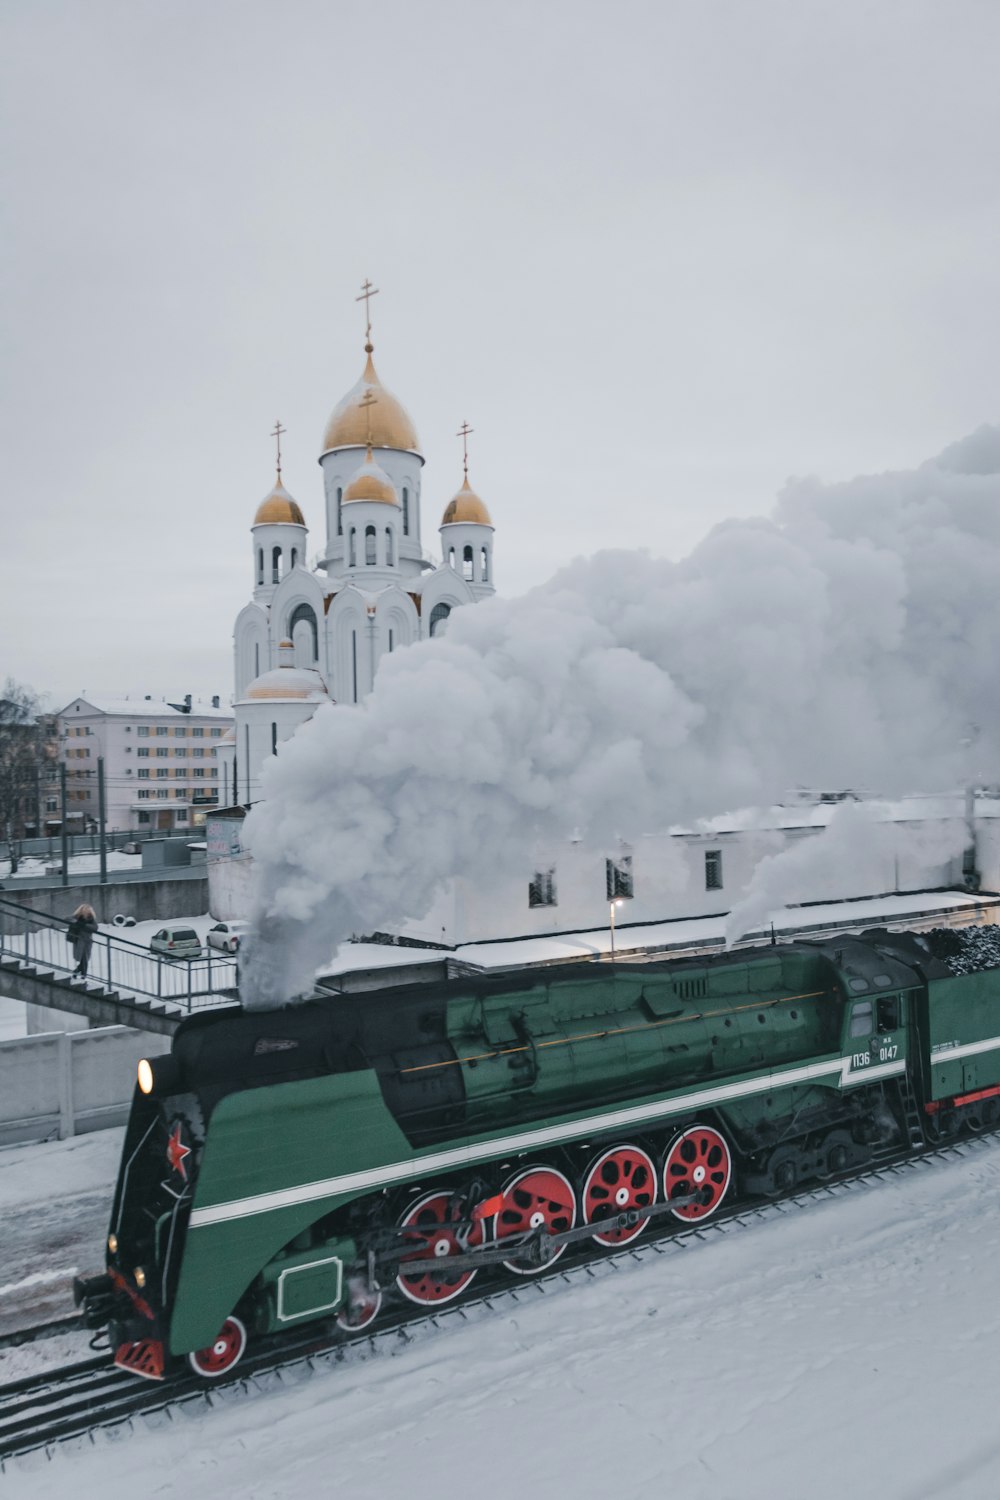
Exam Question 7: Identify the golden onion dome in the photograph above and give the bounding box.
[343,446,399,507]
[253,477,306,527]
[441,477,493,527]
[321,351,420,454]
[242,663,331,702]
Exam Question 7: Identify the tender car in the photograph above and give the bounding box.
[149,926,203,960]
[206,920,248,954]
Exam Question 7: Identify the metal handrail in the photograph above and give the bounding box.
[0,895,237,1013]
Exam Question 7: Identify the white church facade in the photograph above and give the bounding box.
[217,316,495,807]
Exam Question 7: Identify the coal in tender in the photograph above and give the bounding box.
[924,924,1000,975]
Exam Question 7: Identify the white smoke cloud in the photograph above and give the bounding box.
[722,801,968,949]
[242,425,1000,1006]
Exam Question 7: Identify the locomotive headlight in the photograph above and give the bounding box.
[137,1058,154,1095]
[134,1267,147,1289]
[107,1233,118,1255]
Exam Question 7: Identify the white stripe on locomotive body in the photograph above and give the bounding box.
[930,1034,1000,1064]
[188,1051,906,1230]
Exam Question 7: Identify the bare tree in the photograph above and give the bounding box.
[0,679,45,873]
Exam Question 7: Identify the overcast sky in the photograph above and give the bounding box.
[3,0,997,711]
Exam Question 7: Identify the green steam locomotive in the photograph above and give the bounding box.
[75,927,1000,1381]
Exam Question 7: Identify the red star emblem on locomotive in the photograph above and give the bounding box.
[166,1122,191,1180]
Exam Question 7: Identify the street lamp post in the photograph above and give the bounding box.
[609,898,623,961]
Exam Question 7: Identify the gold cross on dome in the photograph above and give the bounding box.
[457,421,474,480]
[359,388,379,447]
[270,420,286,478]
[356,278,379,350]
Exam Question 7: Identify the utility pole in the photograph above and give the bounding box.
[59,763,68,887]
[98,757,107,883]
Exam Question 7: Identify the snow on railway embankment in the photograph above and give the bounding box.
[4,1132,1000,1499]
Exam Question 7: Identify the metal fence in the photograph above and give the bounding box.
[0,896,237,1013]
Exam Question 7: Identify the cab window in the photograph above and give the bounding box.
[849,1001,873,1038]
[877,995,899,1033]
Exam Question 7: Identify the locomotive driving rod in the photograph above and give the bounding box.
[379,1189,707,1277]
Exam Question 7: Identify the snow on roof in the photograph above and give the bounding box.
[670,793,1000,837]
[58,695,234,720]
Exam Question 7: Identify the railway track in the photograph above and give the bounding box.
[2,1130,995,1470]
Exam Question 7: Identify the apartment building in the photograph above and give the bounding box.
[57,695,234,833]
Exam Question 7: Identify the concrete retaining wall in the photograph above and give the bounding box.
[0,1026,170,1145]
[0,876,208,929]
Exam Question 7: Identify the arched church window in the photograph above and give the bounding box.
[290,548,298,570]
[385,528,394,566]
[429,602,452,637]
[448,546,456,569]
[254,642,260,677]
[402,487,409,536]
[257,548,264,586]
[272,546,281,584]
[481,546,489,582]
[271,722,278,756]
[336,487,343,536]
[365,525,376,566]
[349,529,357,567]
[288,602,319,663]
[463,544,474,582]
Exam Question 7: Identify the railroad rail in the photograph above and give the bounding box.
[3,1130,996,1470]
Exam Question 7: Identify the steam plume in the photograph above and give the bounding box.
[242,425,1000,1005]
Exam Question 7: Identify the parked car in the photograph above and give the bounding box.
[149,926,203,960]
[206,920,248,954]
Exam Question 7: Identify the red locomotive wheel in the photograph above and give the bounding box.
[582,1143,657,1246]
[662,1124,732,1221]
[497,1165,577,1275]
[336,1280,383,1332]
[187,1315,248,1378]
[396,1190,483,1306]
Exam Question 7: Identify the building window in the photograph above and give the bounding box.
[290,548,298,570]
[193,727,204,737]
[156,790,168,799]
[289,602,319,663]
[257,547,264,586]
[138,811,150,824]
[138,726,149,737]
[271,722,277,756]
[210,767,218,778]
[174,768,185,778]
[137,769,150,780]
[174,727,186,737]
[211,728,223,738]
[385,527,394,566]
[156,726,167,737]
[606,853,634,900]
[402,487,409,535]
[272,545,281,584]
[351,629,358,703]
[337,487,343,536]
[463,544,474,581]
[157,768,169,779]
[138,790,150,800]
[365,525,376,566]
[529,869,557,908]
[194,768,205,778]
[157,748,168,758]
[137,747,149,757]
[349,528,357,567]
[388,629,394,652]
[481,546,489,582]
[448,546,456,569]
[176,809,188,822]
[705,849,723,891]
[176,749,187,758]
[429,602,451,637]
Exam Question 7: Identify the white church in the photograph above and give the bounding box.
[217,299,495,807]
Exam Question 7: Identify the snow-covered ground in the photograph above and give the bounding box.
[0,851,142,880]
[3,1128,1000,1498]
